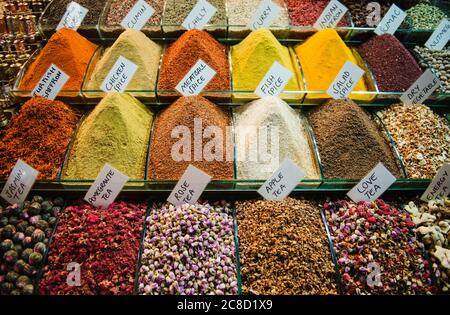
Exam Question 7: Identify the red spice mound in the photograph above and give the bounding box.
[39,202,146,295]
[0,97,79,180]
[287,0,349,26]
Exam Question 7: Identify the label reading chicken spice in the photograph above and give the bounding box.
[255,61,293,98]
[314,0,348,30]
[326,61,365,99]
[31,64,70,100]
[425,19,450,51]
[176,59,216,96]
[182,0,217,31]
[374,4,406,35]
[168,165,212,207]
[56,1,89,31]
[1,160,39,205]
[249,0,281,31]
[120,0,155,30]
[400,69,441,105]
[421,164,450,202]
[100,56,138,93]
[84,164,129,209]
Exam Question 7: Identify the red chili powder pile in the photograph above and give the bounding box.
[0,97,80,180]
[287,0,349,26]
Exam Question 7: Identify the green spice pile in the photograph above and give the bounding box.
[414,46,450,94]
[405,3,447,30]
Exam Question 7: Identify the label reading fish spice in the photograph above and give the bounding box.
[425,19,450,51]
[326,61,364,99]
[56,1,89,31]
[168,165,212,207]
[84,164,129,209]
[347,163,396,203]
[182,0,217,30]
[249,0,281,31]
[32,64,70,100]
[101,56,138,92]
[255,61,293,98]
[314,0,348,30]
[176,59,216,96]
[1,160,39,205]
[258,159,305,201]
[400,69,441,105]
[120,0,155,30]
[421,164,450,202]
[374,4,406,35]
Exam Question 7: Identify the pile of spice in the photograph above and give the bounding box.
[39,201,145,295]
[234,96,319,180]
[286,0,349,26]
[0,97,79,180]
[0,195,63,295]
[342,0,391,27]
[413,46,450,94]
[377,104,450,179]
[358,34,422,92]
[308,99,402,179]
[64,93,153,181]
[237,198,337,295]
[138,202,238,295]
[405,3,447,30]
[323,199,435,295]
[148,96,233,180]
[294,29,372,101]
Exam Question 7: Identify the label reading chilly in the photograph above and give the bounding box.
[255,61,293,98]
[400,69,441,105]
[249,0,281,31]
[56,1,89,31]
[374,4,406,35]
[1,160,39,205]
[326,61,364,99]
[120,0,155,30]
[84,164,129,209]
[257,159,305,201]
[32,64,70,100]
[100,56,138,92]
[313,0,348,30]
[421,164,450,202]
[176,59,216,96]
[168,165,212,207]
[347,163,397,203]
[425,19,450,51]
[182,0,217,30]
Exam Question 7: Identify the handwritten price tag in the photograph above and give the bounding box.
[168,165,211,207]
[1,160,39,205]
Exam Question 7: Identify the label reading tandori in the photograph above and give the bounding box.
[374,4,406,35]
[56,1,89,31]
[120,0,155,30]
[421,164,450,202]
[84,164,129,209]
[327,61,364,99]
[347,163,396,203]
[257,159,305,201]
[313,0,348,30]
[425,18,450,51]
[1,160,39,205]
[168,165,212,207]
[249,0,281,31]
[100,56,138,92]
[400,69,441,105]
[176,59,216,96]
[32,64,70,100]
[182,0,217,30]
[255,61,293,98]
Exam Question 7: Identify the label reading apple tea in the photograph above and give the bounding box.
[425,18,450,51]
[182,0,217,30]
[100,56,138,92]
[400,69,441,105]
[255,61,293,98]
[327,61,364,99]
[374,4,406,35]
[421,164,450,202]
[56,1,89,31]
[168,165,212,207]
[1,160,39,205]
[120,0,155,30]
[249,0,281,31]
[32,64,70,100]
[314,0,348,30]
[176,59,216,96]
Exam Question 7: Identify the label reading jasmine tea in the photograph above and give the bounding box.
[32,64,70,100]
[327,61,364,99]
[168,165,212,207]
[182,0,217,30]
[425,18,450,50]
[421,164,450,202]
[374,4,406,35]
[249,0,281,31]
[56,1,89,31]
[314,0,348,30]
[101,56,138,92]
[120,0,155,30]
[255,61,293,98]
[176,59,216,96]
[1,160,39,205]
[400,69,441,105]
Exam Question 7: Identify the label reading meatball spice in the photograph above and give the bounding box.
[31,64,70,100]
[400,69,441,105]
[255,61,293,98]
[313,0,348,30]
[249,0,281,31]
[84,164,129,209]
[176,59,216,96]
[374,4,406,35]
[425,19,450,51]
[326,61,364,99]
[347,163,396,203]
[1,160,39,205]
[168,165,212,207]
[56,1,89,31]
[100,56,138,92]
[258,159,305,201]
[120,0,155,30]
[182,0,217,30]
[421,164,450,202]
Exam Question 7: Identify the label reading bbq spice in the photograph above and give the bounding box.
[31,64,70,100]
[56,1,89,31]
[100,56,138,93]
[258,159,305,201]
[249,0,281,31]
[374,4,406,35]
[326,61,364,99]
[347,163,396,203]
[425,19,450,51]
[120,0,156,30]
[182,0,217,31]
[168,165,212,207]
[255,61,293,98]
[313,0,348,30]
[1,160,39,205]
[176,59,216,96]
[421,164,450,202]
[400,69,441,105]
[84,164,129,209]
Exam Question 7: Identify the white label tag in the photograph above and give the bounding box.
[100,56,138,92]
[313,0,348,30]
[425,18,450,51]
[374,4,406,35]
[176,59,216,96]
[347,163,397,203]
[167,165,212,207]
[182,0,217,30]
[56,1,89,31]
[257,159,305,201]
[255,61,293,98]
[1,160,39,205]
[120,0,155,30]
[400,69,441,105]
[32,64,70,100]
[326,61,364,99]
[421,164,450,202]
[84,164,129,209]
[248,0,281,31]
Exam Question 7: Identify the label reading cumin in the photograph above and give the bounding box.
[374,4,406,35]
[249,0,281,31]
[313,0,348,30]
[400,69,441,105]
[32,64,70,100]
[421,164,450,202]
[168,165,211,207]
[56,1,89,31]
[326,61,364,99]
[1,160,39,205]
[176,59,216,96]
[425,19,450,51]
[120,0,155,30]
[182,0,217,30]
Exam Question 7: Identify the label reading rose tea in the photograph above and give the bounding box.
[313,0,348,30]
[255,61,293,98]
[182,0,217,30]
[1,160,39,205]
[32,64,70,100]
[374,4,406,35]
[249,0,281,31]
[326,61,364,99]
[421,164,450,202]
[168,165,212,207]
[120,0,155,30]
[400,69,441,105]
[100,56,138,92]
[56,1,89,31]
[425,18,450,51]
[176,59,216,96]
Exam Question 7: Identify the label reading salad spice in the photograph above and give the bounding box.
[400,69,441,105]
[425,18,450,51]
[32,64,70,100]
[1,160,39,205]
[120,0,155,30]
[313,0,348,30]
[100,56,138,92]
[182,0,217,31]
[421,164,450,202]
[326,61,364,99]
[176,59,216,96]
[168,165,212,207]
[84,164,129,209]
[255,61,293,98]
[249,0,281,31]
[56,1,89,31]
[374,4,406,35]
